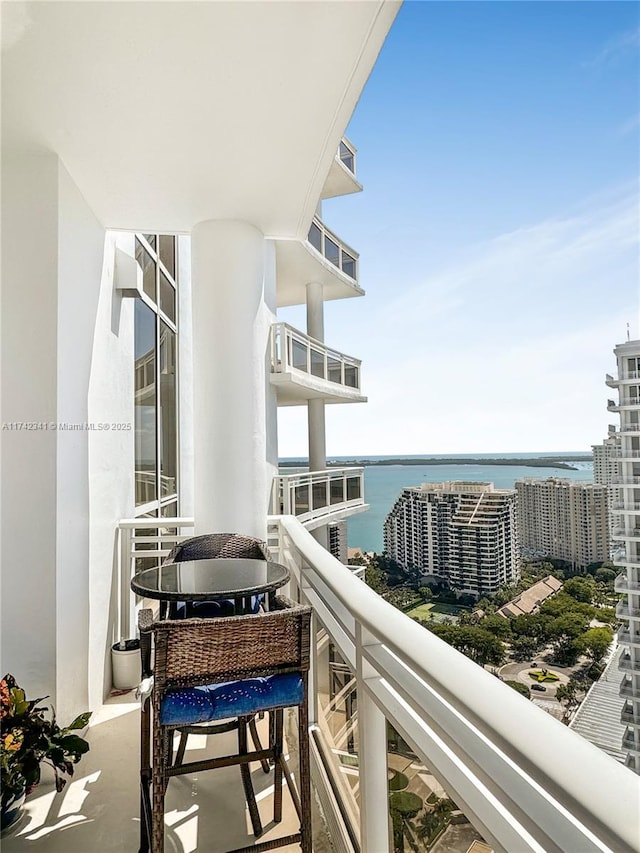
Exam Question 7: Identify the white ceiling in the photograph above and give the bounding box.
[2,1,399,236]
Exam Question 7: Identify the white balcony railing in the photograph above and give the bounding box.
[270,323,362,394]
[615,573,640,593]
[271,468,365,527]
[114,513,640,851]
[307,217,358,281]
[266,515,639,853]
[117,516,195,638]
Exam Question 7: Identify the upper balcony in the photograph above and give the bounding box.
[320,138,363,200]
[270,467,367,529]
[275,216,363,307]
[608,397,640,412]
[607,370,640,386]
[270,323,366,406]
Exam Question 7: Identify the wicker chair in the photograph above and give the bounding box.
[161,533,272,769]
[138,598,312,853]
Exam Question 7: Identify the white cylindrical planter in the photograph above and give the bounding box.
[111,640,141,690]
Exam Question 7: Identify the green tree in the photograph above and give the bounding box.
[510,635,540,662]
[480,614,512,640]
[563,576,596,604]
[427,624,505,667]
[576,627,613,664]
[504,680,531,699]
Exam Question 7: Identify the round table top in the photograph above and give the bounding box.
[130,557,290,602]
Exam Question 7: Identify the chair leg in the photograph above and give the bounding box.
[139,699,151,853]
[238,719,263,838]
[151,720,167,853]
[273,710,284,823]
[298,700,312,853]
[248,715,271,773]
[174,730,189,767]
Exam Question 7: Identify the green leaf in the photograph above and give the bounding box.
[67,712,92,730]
[57,735,90,755]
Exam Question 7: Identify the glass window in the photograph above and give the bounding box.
[159,323,177,499]
[310,348,325,378]
[327,356,342,384]
[308,222,322,253]
[291,338,308,372]
[158,235,176,279]
[135,300,157,506]
[341,251,356,279]
[325,236,340,267]
[134,233,179,513]
[135,238,157,302]
[159,270,176,323]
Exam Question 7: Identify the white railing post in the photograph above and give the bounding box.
[356,622,391,852]
[119,524,132,640]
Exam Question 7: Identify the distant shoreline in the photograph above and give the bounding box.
[280,456,593,471]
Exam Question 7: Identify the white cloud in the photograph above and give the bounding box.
[583,28,640,68]
[279,186,639,456]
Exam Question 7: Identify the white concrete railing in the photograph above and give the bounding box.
[268,514,640,853]
[271,323,361,392]
[117,516,195,639]
[271,468,365,528]
[307,217,358,281]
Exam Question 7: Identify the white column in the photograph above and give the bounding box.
[306,281,326,473]
[357,623,391,851]
[191,220,270,539]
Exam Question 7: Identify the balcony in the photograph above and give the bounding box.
[610,476,640,486]
[612,528,640,540]
[611,449,640,459]
[270,468,367,528]
[620,653,640,673]
[615,573,640,593]
[10,515,635,853]
[612,502,640,512]
[321,137,363,199]
[606,373,618,387]
[617,599,640,620]
[269,323,366,406]
[620,675,638,699]
[622,729,640,755]
[275,217,362,307]
[621,702,638,725]
[618,627,640,648]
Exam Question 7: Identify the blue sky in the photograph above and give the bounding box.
[278,0,639,457]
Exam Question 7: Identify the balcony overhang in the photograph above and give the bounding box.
[274,235,363,307]
[272,372,367,406]
[2,1,400,234]
[321,143,363,200]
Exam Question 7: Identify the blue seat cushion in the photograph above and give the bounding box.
[160,672,303,726]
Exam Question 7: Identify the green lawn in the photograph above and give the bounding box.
[405,601,467,621]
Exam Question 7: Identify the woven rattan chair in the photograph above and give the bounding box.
[138,597,312,853]
[161,533,272,769]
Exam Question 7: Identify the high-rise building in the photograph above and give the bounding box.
[608,340,640,775]
[515,478,609,568]
[593,432,622,486]
[384,482,519,597]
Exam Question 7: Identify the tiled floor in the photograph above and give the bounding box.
[1,692,308,852]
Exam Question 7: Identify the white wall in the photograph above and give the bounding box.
[87,234,134,710]
[177,236,194,518]
[1,151,59,705]
[1,153,108,720]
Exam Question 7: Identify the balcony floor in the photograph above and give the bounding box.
[1,692,328,853]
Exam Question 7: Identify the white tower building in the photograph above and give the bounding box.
[384,482,519,598]
[608,341,640,774]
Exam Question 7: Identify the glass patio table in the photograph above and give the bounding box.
[130,557,290,617]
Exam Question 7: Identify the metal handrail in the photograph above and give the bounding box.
[268,514,639,853]
[271,323,362,391]
[307,216,359,281]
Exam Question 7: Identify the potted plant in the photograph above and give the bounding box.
[1,674,91,829]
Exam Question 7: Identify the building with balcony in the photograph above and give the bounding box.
[384,482,520,597]
[1,3,638,850]
[515,478,609,569]
[608,340,640,775]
